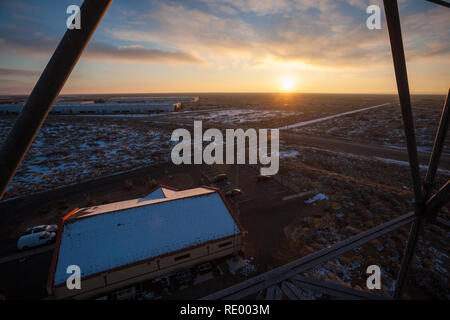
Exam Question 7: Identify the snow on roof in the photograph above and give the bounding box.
[141,187,166,201]
[72,187,213,219]
[53,187,240,286]
[161,187,179,198]
[140,186,180,201]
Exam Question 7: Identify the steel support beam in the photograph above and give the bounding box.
[0,0,112,200]
[202,212,416,300]
[280,281,304,300]
[426,180,450,214]
[265,285,282,300]
[431,217,450,230]
[393,217,424,299]
[426,0,450,8]
[383,0,430,300]
[290,275,390,300]
[383,0,424,211]
[424,90,450,195]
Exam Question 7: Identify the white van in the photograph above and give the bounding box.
[25,224,58,235]
[17,231,56,250]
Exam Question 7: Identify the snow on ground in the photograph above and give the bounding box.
[239,258,256,278]
[73,114,165,118]
[226,255,247,275]
[281,143,450,178]
[305,193,328,204]
[1,96,446,199]
[279,150,300,159]
[0,117,172,199]
[290,99,449,154]
[168,108,302,126]
[374,157,450,176]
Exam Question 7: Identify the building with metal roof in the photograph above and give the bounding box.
[47,185,244,299]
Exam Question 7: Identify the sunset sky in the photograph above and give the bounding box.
[0,0,448,95]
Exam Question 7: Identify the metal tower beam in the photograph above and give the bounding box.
[426,0,450,8]
[383,0,424,212]
[202,212,415,300]
[424,90,450,195]
[0,0,112,200]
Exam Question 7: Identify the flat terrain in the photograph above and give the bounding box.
[291,96,449,154]
[0,93,448,300]
[2,93,447,200]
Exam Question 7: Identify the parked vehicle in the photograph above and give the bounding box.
[151,275,170,289]
[195,262,213,275]
[114,286,136,300]
[225,188,242,197]
[17,231,56,250]
[25,224,59,235]
[257,174,272,182]
[175,269,192,284]
[213,173,227,183]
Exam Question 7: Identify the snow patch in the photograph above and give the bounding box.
[305,193,328,204]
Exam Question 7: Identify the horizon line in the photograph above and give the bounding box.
[0,91,447,97]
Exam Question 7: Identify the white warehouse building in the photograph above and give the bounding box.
[47,185,244,300]
[0,102,177,115]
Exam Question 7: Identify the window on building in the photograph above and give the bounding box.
[174,253,191,261]
[218,241,232,248]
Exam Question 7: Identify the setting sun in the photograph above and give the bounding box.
[280,76,295,92]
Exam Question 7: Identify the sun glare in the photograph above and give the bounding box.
[280,76,295,92]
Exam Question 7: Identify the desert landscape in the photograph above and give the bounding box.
[1,93,448,299]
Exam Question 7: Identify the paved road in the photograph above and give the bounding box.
[279,103,391,129]
[0,249,53,299]
[149,108,449,170]
[0,244,54,265]
[284,133,450,170]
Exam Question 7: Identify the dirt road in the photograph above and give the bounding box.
[283,133,450,170]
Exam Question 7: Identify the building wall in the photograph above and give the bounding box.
[50,235,243,300]
[0,103,175,115]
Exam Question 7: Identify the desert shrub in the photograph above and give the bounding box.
[124,179,134,191]
[137,175,148,186]
[56,201,68,210]
[38,205,52,215]
[86,194,93,206]
[150,179,158,188]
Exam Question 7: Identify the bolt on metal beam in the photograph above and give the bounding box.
[0,0,112,200]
